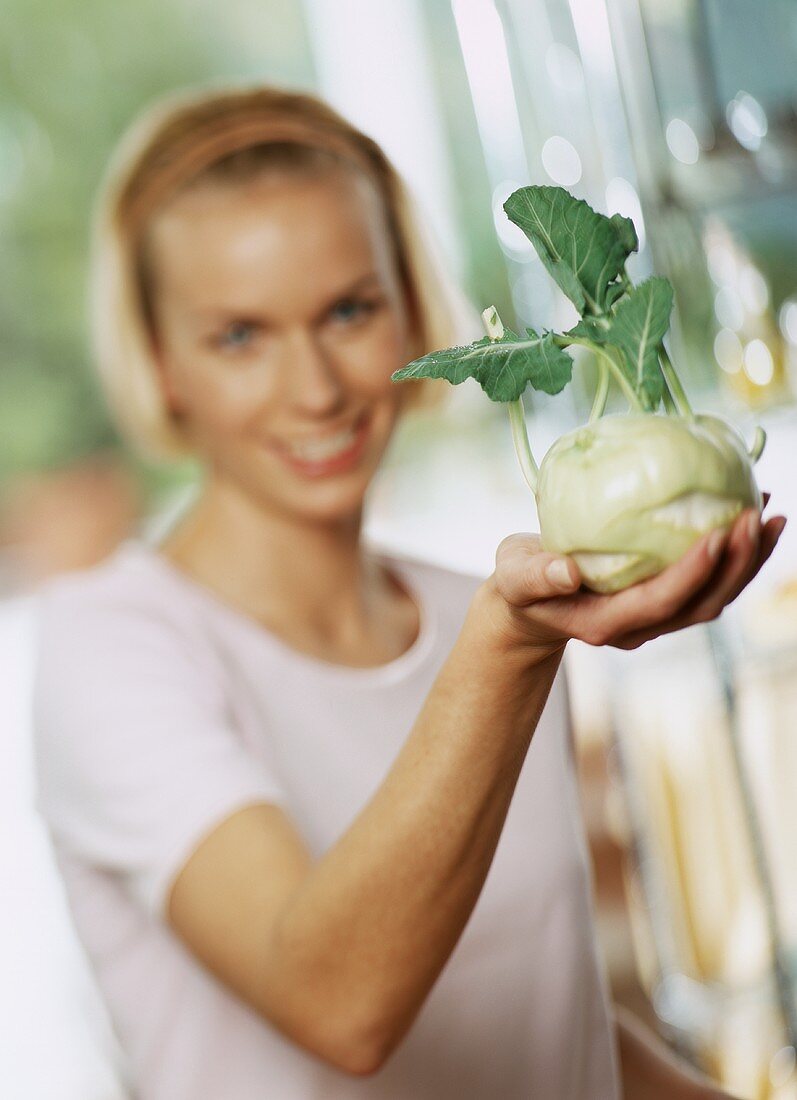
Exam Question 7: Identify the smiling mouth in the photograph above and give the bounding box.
[271,412,372,476]
[284,416,365,461]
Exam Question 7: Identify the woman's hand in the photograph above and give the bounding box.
[486,505,786,658]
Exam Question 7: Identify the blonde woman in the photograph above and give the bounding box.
[33,85,782,1100]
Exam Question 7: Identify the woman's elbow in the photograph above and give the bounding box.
[275,1000,399,1078]
[331,1040,389,1078]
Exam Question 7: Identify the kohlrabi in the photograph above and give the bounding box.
[392,185,764,593]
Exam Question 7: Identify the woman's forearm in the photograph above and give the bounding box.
[267,581,563,1071]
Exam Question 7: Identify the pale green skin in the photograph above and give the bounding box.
[537,414,762,593]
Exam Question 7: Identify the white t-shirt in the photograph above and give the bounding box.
[32,540,621,1100]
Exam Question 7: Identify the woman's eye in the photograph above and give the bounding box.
[215,321,259,350]
[329,298,377,325]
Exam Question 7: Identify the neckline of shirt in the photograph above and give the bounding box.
[117,538,439,687]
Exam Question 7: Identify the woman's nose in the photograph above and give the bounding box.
[282,329,346,415]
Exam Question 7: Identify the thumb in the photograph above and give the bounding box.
[494,533,581,607]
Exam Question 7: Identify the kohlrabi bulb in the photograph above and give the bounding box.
[537,413,761,593]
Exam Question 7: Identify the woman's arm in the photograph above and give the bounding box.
[169,582,564,1075]
[168,511,780,1076]
[616,1007,741,1099]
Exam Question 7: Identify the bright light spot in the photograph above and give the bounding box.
[727,92,768,151]
[779,299,797,344]
[541,136,582,186]
[714,287,745,331]
[714,328,743,374]
[492,180,535,255]
[545,42,584,91]
[738,264,769,314]
[743,339,774,386]
[705,241,737,285]
[769,1046,796,1090]
[665,118,700,165]
[605,176,645,248]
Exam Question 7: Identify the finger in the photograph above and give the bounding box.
[513,521,731,646]
[494,533,581,606]
[614,522,755,648]
[682,512,784,620]
[606,505,770,637]
[763,491,771,509]
[688,507,762,610]
[613,515,785,649]
[752,516,785,573]
[576,524,731,642]
[700,512,777,610]
[613,509,761,647]
[614,528,779,650]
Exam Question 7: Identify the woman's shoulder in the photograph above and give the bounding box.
[35,539,205,656]
[33,541,227,744]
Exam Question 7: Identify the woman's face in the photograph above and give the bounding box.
[146,167,416,523]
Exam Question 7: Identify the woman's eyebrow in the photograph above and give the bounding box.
[320,272,383,307]
[189,305,266,324]
[191,274,383,327]
[310,273,384,326]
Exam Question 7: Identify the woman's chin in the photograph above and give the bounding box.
[287,492,368,527]
[240,467,371,526]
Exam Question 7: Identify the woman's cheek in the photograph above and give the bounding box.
[175,377,254,447]
[352,318,410,394]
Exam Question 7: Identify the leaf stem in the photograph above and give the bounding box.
[589,362,610,422]
[595,347,644,412]
[661,384,678,416]
[749,426,766,462]
[507,399,539,495]
[558,335,644,412]
[481,306,539,496]
[658,345,694,419]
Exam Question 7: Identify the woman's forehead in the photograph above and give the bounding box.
[145,172,398,313]
[151,168,386,252]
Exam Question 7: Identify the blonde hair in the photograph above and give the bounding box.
[90,83,475,461]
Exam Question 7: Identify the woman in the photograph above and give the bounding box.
[33,85,783,1100]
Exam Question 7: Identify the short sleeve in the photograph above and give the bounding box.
[32,581,287,918]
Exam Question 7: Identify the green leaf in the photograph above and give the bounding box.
[503,186,638,314]
[479,329,573,401]
[565,316,608,343]
[610,213,638,255]
[603,277,673,409]
[604,280,628,310]
[392,328,573,403]
[391,338,489,388]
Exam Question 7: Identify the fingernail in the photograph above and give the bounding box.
[746,512,760,543]
[546,560,575,589]
[707,529,726,560]
[774,516,788,537]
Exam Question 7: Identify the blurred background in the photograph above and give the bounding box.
[1,0,797,1096]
